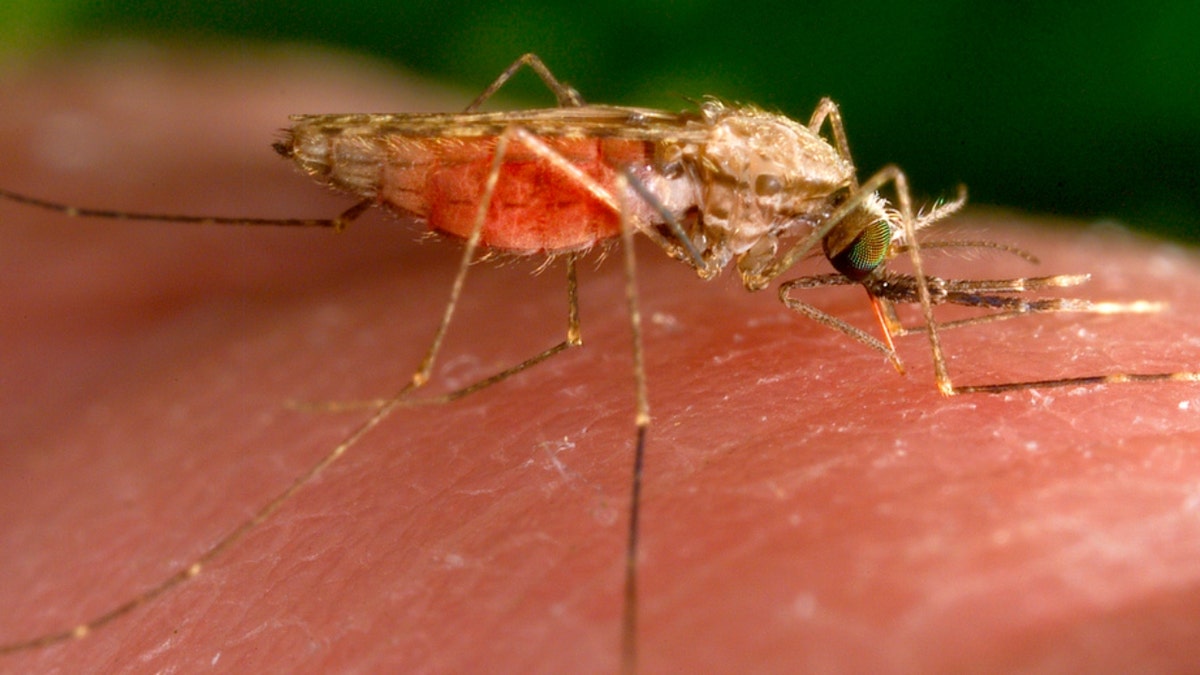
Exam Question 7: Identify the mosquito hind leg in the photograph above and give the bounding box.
[0,186,373,230]
[465,53,585,112]
[0,123,585,656]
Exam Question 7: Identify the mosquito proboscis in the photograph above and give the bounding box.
[2,53,1199,672]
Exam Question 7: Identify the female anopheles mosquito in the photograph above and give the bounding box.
[2,53,1198,673]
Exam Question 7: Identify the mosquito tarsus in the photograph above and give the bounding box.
[1,53,1198,673]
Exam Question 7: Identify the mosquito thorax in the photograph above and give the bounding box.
[687,99,856,277]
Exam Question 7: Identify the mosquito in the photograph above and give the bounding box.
[1,53,1197,672]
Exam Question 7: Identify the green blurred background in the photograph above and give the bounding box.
[3,1,1198,242]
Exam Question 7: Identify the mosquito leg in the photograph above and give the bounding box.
[404,146,652,675]
[395,139,652,672]
[778,274,903,365]
[806,98,857,188]
[879,173,1200,395]
[305,125,625,412]
[0,129,521,658]
[1,124,531,655]
[872,166,957,394]
[393,254,583,407]
[0,186,372,231]
[952,371,1200,394]
[408,131,516,389]
[613,171,649,675]
[397,140,652,674]
[0,369,421,655]
[465,53,585,112]
[762,163,954,393]
[0,117,647,661]
[620,167,708,272]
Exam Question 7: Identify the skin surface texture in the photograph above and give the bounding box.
[3,44,1200,673]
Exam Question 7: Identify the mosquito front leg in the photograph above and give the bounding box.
[778,273,904,366]
[751,164,956,392]
[754,164,982,392]
[863,165,959,394]
[883,172,1200,395]
[465,53,585,112]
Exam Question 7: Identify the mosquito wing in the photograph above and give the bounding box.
[281,105,712,142]
[275,106,711,253]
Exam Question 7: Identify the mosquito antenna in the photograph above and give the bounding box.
[915,239,1041,265]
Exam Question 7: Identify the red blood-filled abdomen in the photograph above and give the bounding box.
[381,136,652,254]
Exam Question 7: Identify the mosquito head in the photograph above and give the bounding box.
[823,186,970,283]
[823,192,895,282]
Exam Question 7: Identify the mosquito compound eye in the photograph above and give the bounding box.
[754,174,783,196]
[830,219,891,281]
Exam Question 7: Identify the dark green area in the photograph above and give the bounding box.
[6,1,1199,242]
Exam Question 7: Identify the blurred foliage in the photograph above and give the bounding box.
[2,1,1198,242]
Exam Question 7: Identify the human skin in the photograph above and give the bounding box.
[3,44,1200,674]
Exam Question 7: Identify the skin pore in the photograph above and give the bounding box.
[4,44,1200,672]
